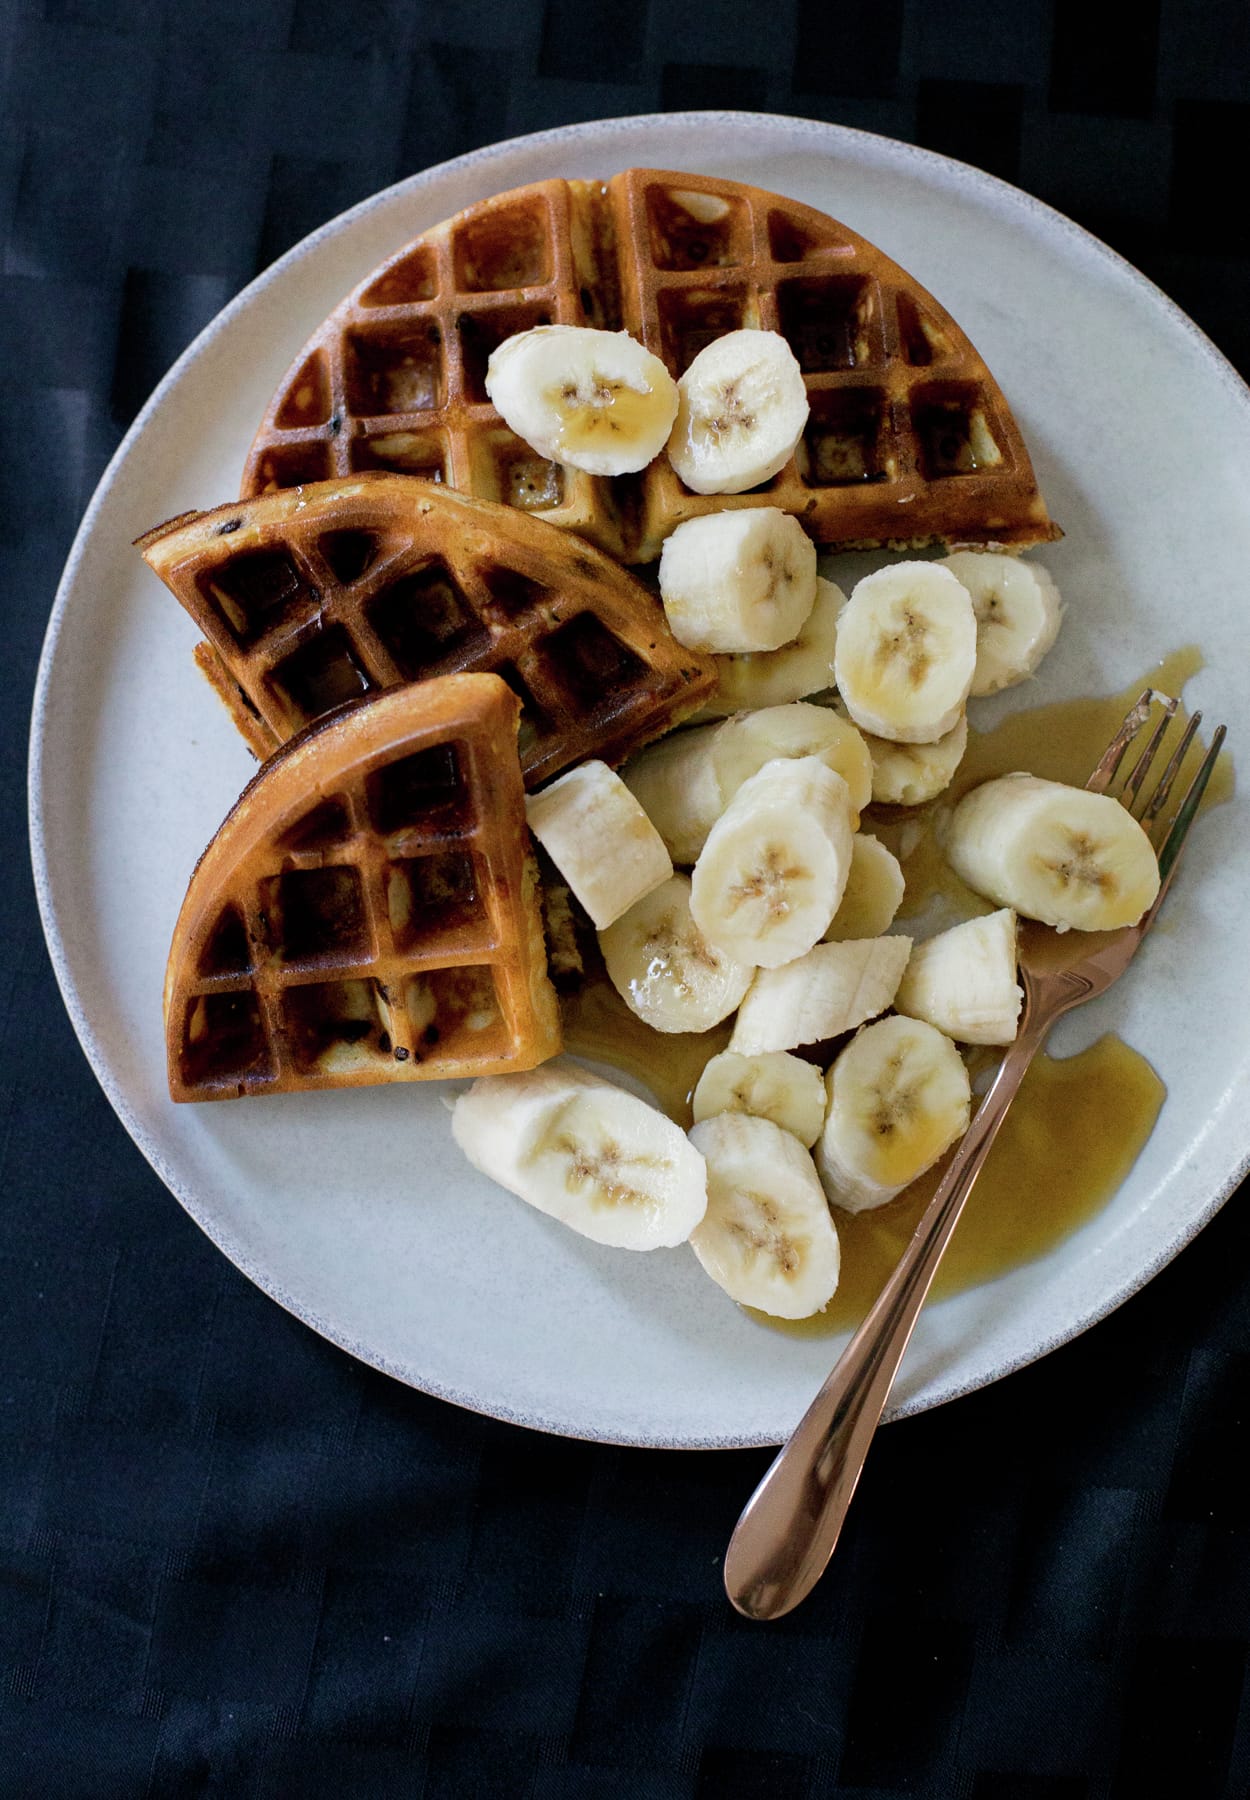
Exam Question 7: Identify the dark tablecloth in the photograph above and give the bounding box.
[5,3,1250,1794]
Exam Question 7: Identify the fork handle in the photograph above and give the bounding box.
[724,1009,1052,1621]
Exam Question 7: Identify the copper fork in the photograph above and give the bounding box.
[724,690,1226,1622]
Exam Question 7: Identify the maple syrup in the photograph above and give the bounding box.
[554,382,666,462]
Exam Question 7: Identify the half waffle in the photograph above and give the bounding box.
[138,473,714,774]
[241,167,1061,563]
[165,674,561,1102]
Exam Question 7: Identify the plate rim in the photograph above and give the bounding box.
[27,109,1250,1448]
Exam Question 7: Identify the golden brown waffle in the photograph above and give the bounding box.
[241,167,1060,563]
[139,473,714,777]
[165,674,561,1102]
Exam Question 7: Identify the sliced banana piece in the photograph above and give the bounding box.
[894,909,1022,1045]
[823,834,906,940]
[730,935,912,1054]
[667,329,810,495]
[691,758,855,968]
[712,700,873,819]
[834,561,977,743]
[452,1061,707,1249]
[526,760,672,930]
[944,774,1161,930]
[702,577,845,717]
[688,1113,840,1318]
[658,506,817,654]
[940,552,1063,696]
[816,1016,971,1213]
[620,725,723,865]
[485,324,679,476]
[862,710,968,806]
[691,1049,827,1148]
[599,872,753,1033]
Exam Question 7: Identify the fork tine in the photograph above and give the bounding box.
[1085,689,1156,794]
[1139,710,1202,829]
[1151,724,1226,899]
[1121,695,1179,809]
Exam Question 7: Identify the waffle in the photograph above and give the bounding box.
[241,167,1061,564]
[138,473,714,777]
[164,673,562,1102]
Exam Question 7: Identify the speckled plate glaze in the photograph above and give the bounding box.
[29,114,1250,1447]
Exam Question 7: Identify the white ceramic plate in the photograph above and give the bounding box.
[30,113,1250,1447]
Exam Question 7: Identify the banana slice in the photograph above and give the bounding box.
[702,577,845,717]
[667,329,810,495]
[599,872,753,1033]
[862,711,969,806]
[940,552,1063,696]
[688,1113,840,1318]
[816,1016,971,1213]
[823,834,906,940]
[452,1061,706,1249]
[525,760,672,930]
[712,701,873,819]
[620,702,871,867]
[834,562,977,743]
[691,758,855,968]
[485,324,679,476]
[658,507,817,654]
[944,774,1161,930]
[894,909,1022,1045]
[730,935,912,1054]
[620,725,723,865]
[691,1049,827,1148]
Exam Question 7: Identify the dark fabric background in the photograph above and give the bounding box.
[4,2,1250,1795]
